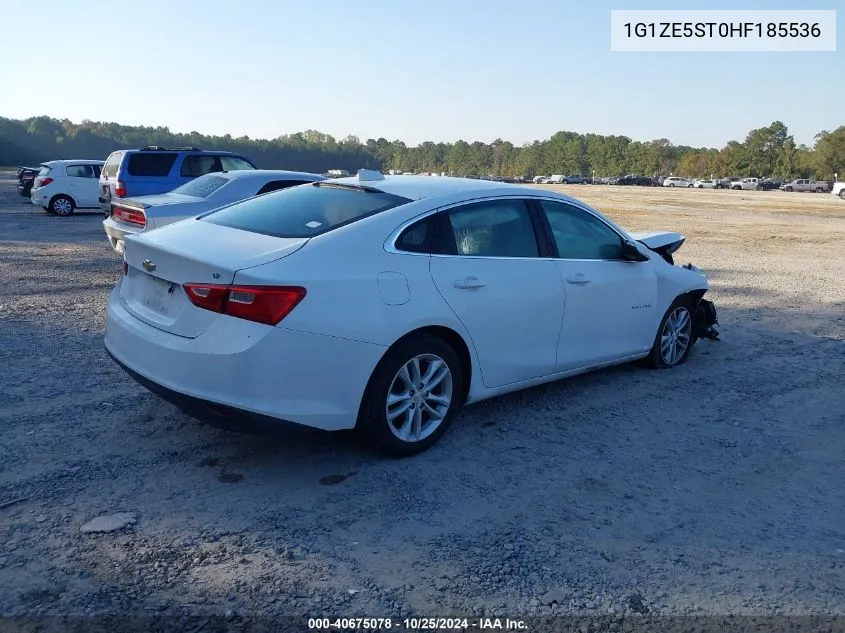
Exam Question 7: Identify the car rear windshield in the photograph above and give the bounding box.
[170,174,229,198]
[200,182,411,238]
[127,152,178,177]
[102,152,123,178]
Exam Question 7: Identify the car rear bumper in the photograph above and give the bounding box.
[104,283,385,432]
[103,217,141,255]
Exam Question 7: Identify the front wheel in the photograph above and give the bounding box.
[839,190,845,200]
[359,335,464,456]
[645,299,694,369]
[50,195,75,216]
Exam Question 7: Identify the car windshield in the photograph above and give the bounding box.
[170,174,229,198]
[201,182,411,238]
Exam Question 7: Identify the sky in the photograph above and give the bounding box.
[0,0,841,149]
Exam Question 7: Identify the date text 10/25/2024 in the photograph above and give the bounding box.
[308,617,528,630]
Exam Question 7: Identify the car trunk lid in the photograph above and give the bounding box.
[120,220,309,338]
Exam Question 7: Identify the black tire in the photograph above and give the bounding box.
[784,186,793,192]
[688,183,694,188]
[50,195,75,216]
[645,298,695,369]
[839,190,845,200]
[359,335,464,457]
[698,185,703,188]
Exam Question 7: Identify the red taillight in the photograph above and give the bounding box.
[183,284,306,326]
[115,181,126,197]
[39,177,54,187]
[112,206,146,227]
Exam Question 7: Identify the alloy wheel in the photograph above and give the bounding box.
[53,197,73,215]
[660,306,692,366]
[385,354,453,443]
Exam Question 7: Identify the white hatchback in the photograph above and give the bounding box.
[31,159,106,215]
[105,172,718,455]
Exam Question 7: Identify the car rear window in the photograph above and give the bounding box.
[201,183,411,238]
[170,174,229,198]
[102,152,123,178]
[127,152,178,177]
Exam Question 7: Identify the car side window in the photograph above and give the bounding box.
[539,200,625,260]
[442,199,539,258]
[66,164,95,178]
[181,155,221,177]
[255,180,310,196]
[395,216,436,254]
[221,156,256,171]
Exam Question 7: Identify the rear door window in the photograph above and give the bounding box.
[181,155,222,177]
[127,153,178,177]
[440,199,539,258]
[66,164,97,178]
[201,182,411,238]
[220,155,256,171]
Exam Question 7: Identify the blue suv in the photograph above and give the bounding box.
[98,146,257,215]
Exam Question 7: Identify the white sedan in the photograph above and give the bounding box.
[103,170,325,254]
[693,179,717,189]
[105,172,718,456]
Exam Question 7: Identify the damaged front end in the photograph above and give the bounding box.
[630,231,720,341]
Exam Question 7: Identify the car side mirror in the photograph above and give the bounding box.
[621,240,649,262]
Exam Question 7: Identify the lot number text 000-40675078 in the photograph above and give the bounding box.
[610,10,836,51]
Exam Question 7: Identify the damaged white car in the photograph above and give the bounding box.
[106,172,718,456]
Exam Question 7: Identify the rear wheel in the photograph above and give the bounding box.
[784,186,793,192]
[50,195,75,216]
[645,298,694,369]
[688,183,694,188]
[815,187,825,193]
[359,335,463,456]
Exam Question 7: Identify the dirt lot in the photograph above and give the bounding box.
[1,174,844,625]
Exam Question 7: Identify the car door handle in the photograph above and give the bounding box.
[566,274,591,285]
[454,277,486,289]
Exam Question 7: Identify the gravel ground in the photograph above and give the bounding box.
[1,174,844,626]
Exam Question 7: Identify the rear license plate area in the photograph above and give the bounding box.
[137,273,177,317]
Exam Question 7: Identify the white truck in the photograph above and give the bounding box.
[731,177,760,190]
[548,174,566,184]
[779,179,831,193]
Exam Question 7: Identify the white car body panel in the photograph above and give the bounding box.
[831,182,845,199]
[105,175,710,433]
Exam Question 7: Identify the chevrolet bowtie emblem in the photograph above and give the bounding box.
[142,259,156,272]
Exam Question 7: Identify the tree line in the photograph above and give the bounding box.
[1,116,843,180]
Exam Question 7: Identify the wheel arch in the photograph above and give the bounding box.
[358,324,474,425]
